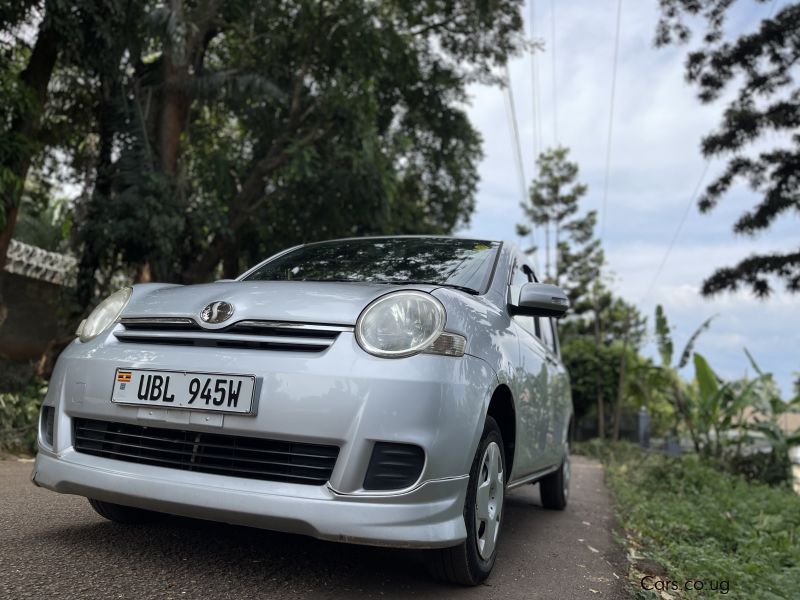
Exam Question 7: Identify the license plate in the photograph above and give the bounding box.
[111,368,256,414]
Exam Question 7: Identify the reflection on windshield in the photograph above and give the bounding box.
[244,237,501,293]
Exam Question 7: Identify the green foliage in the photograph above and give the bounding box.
[597,444,800,599]
[0,29,37,227]
[656,1,800,297]
[1,0,525,305]
[650,313,800,485]
[560,336,624,426]
[645,305,717,450]
[56,0,523,292]
[562,332,676,437]
[0,376,45,455]
[676,315,714,369]
[12,194,70,252]
[654,305,673,367]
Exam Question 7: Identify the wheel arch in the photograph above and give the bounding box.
[486,384,516,478]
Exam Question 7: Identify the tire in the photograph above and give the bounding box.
[427,416,506,586]
[88,498,159,524]
[539,443,570,510]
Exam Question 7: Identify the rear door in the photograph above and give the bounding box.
[536,315,571,465]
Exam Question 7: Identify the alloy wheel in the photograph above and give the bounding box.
[474,441,504,560]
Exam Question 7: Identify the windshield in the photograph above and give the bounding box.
[243,237,501,293]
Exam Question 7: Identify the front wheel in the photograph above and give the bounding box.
[427,416,506,586]
[88,498,159,524]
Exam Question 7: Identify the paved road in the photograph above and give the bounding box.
[0,456,627,599]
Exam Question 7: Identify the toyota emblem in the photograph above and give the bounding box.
[200,301,234,324]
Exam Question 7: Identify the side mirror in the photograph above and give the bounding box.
[510,283,570,318]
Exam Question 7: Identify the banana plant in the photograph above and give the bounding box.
[651,305,714,452]
[690,353,758,457]
[738,349,800,480]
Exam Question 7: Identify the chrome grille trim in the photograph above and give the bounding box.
[120,317,196,326]
[235,320,354,333]
[114,318,350,352]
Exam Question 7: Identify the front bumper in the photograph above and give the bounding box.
[32,449,468,548]
[35,330,496,548]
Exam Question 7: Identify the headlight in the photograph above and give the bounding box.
[356,291,446,358]
[78,287,132,342]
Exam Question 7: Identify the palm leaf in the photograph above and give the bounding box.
[743,347,764,376]
[694,352,719,402]
[677,315,715,368]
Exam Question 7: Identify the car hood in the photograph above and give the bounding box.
[122,281,440,326]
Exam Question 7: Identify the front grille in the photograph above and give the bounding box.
[363,442,425,491]
[74,419,339,485]
[114,318,351,352]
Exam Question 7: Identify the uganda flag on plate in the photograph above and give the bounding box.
[116,370,132,383]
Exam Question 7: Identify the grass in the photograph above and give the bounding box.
[575,441,800,599]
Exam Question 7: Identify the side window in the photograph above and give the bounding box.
[509,262,536,335]
[537,317,556,353]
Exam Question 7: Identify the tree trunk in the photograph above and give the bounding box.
[544,222,550,281]
[0,19,60,272]
[136,262,153,283]
[592,289,605,439]
[612,310,631,441]
[553,223,560,285]
[77,77,117,307]
[159,59,190,176]
[673,382,702,454]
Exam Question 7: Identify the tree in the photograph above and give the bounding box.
[521,146,647,438]
[0,2,62,326]
[517,146,588,282]
[0,3,60,269]
[656,1,800,297]
[62,0,525,301]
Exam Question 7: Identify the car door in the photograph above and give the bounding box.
[507,258,552,476]
[535,315,569,466]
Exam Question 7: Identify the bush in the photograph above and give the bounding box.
[0,377,46,455]
[598,443,800,599]
[726,449,793,487]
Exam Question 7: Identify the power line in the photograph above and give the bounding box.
[504,65,528,205]
[550,0,558,145]
[600,0,624,242]
[530,0,541,161]
[642,160,711,302]
[533,4,544,157]
[504,64,541,273]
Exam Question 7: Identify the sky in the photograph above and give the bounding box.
[460,0,798,396]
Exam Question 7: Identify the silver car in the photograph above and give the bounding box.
[33,236,572,585]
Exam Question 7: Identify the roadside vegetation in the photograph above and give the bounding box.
[0,362,44,455]
[577,442,800,599]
